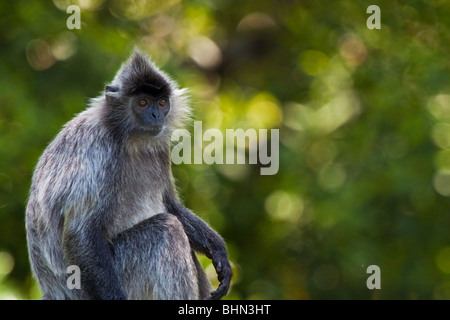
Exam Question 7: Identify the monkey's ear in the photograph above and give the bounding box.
[105,85,121,103]
[106,85,119,93]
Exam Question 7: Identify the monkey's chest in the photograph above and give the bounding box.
[108,190,165,237]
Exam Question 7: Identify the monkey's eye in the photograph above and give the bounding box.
[138,98,149,109]
[158,98,168,108]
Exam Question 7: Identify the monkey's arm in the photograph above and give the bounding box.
[164,195,232,300]
[63,212,127,300]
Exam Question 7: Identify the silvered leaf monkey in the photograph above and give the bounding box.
[25,49,232,300]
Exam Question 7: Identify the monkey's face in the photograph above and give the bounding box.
[103,50,189,140]
[130,94,171,136]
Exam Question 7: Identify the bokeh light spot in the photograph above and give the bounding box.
[299,50,329,76]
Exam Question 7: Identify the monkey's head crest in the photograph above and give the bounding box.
[102,48,191,139]
[113,49,171,97]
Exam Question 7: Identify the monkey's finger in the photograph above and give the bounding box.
[207,291,221,300]
[208,283,229,300]
[208,265,232,300]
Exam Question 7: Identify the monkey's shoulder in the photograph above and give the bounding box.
[31,108,120,196]
[41,108,115,161]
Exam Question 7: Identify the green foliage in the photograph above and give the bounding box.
[1,0,450,299]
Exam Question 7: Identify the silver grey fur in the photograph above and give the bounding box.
[25,49,231,300]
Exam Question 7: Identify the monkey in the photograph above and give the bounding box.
[25,49,232,300]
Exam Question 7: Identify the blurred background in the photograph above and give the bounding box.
[1,0,450,299]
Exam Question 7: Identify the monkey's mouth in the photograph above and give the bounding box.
[142,125,163,136]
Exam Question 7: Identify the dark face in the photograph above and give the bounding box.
[131,93,170,136]
[104,51,175,139]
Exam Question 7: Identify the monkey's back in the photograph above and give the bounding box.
[25,105,120,298]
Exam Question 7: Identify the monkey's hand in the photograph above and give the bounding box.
[208,249,232,300]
